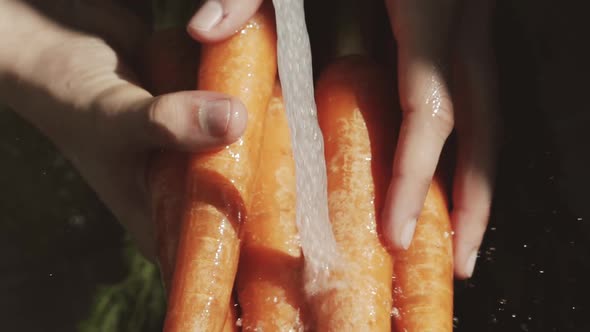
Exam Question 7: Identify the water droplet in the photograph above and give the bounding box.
[489,314,498,324]
[391,307,401,318]
[68,215,86,228]
[497,298,507,312]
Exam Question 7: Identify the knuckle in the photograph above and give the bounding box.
[393,169,433,193]
[433,93,455,137]
[402,90,455,140]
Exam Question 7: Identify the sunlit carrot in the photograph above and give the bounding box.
[163,2,277,331]
[311,56,395,331]
[391,174,454,331]
[236,84,308,331]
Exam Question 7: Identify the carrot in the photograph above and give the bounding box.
[311,56,395,331]
[236,84,308,331]
[143,28,197,292]
[163,2,277,331]
[148,151,186,292]
[221,298,238,332]
[391,174,454,331]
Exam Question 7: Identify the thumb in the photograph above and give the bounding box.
[100,89,248,153]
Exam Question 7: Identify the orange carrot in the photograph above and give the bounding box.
[143,28,196,292]
[163,2,277,331]
[312,56,395,331]
[391,174,454,331]
[221,298,238,332]
[236,84,308,331]
[148,151,186,292]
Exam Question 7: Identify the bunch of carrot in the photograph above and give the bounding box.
[145,1,454,331]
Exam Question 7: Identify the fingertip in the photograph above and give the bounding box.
[187,0,263,43]
[454,246,479,280]
[146,91,247,151]
[223,98,248,143]
[187,1,224,40]
[400,218,417,250]
[451,205,489,279]
[381,180,420,251]
[194,95,247,146]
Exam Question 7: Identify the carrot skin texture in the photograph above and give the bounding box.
[392,175,454,331]
[313,56,395,331]
[163,3,277,331]
[143,29,197,292]
[148,151,187,292]
[237,85,308,331]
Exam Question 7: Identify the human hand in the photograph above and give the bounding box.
[0,0,263,258]
[382,0,499,278]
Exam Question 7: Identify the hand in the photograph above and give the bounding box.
[382,0,499,278]
[0,0,263,258]
[187,0,265,42]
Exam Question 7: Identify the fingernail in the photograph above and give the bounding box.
[190,1,223,31]
[199,99,231,137]
[465,249,478,278]
[400,218,417,250]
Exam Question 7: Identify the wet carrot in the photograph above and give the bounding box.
[221,298,238,332]
[236,84,308,331]
[143,28,196,292]
[391,174,454,331]
[148,151,186,292]
[312,56,395,331]
[163,2,277,331]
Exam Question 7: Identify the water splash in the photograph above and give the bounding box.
[272,0,341,295]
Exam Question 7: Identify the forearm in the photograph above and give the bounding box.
[0,0,147,102]
[0,1,75,104]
